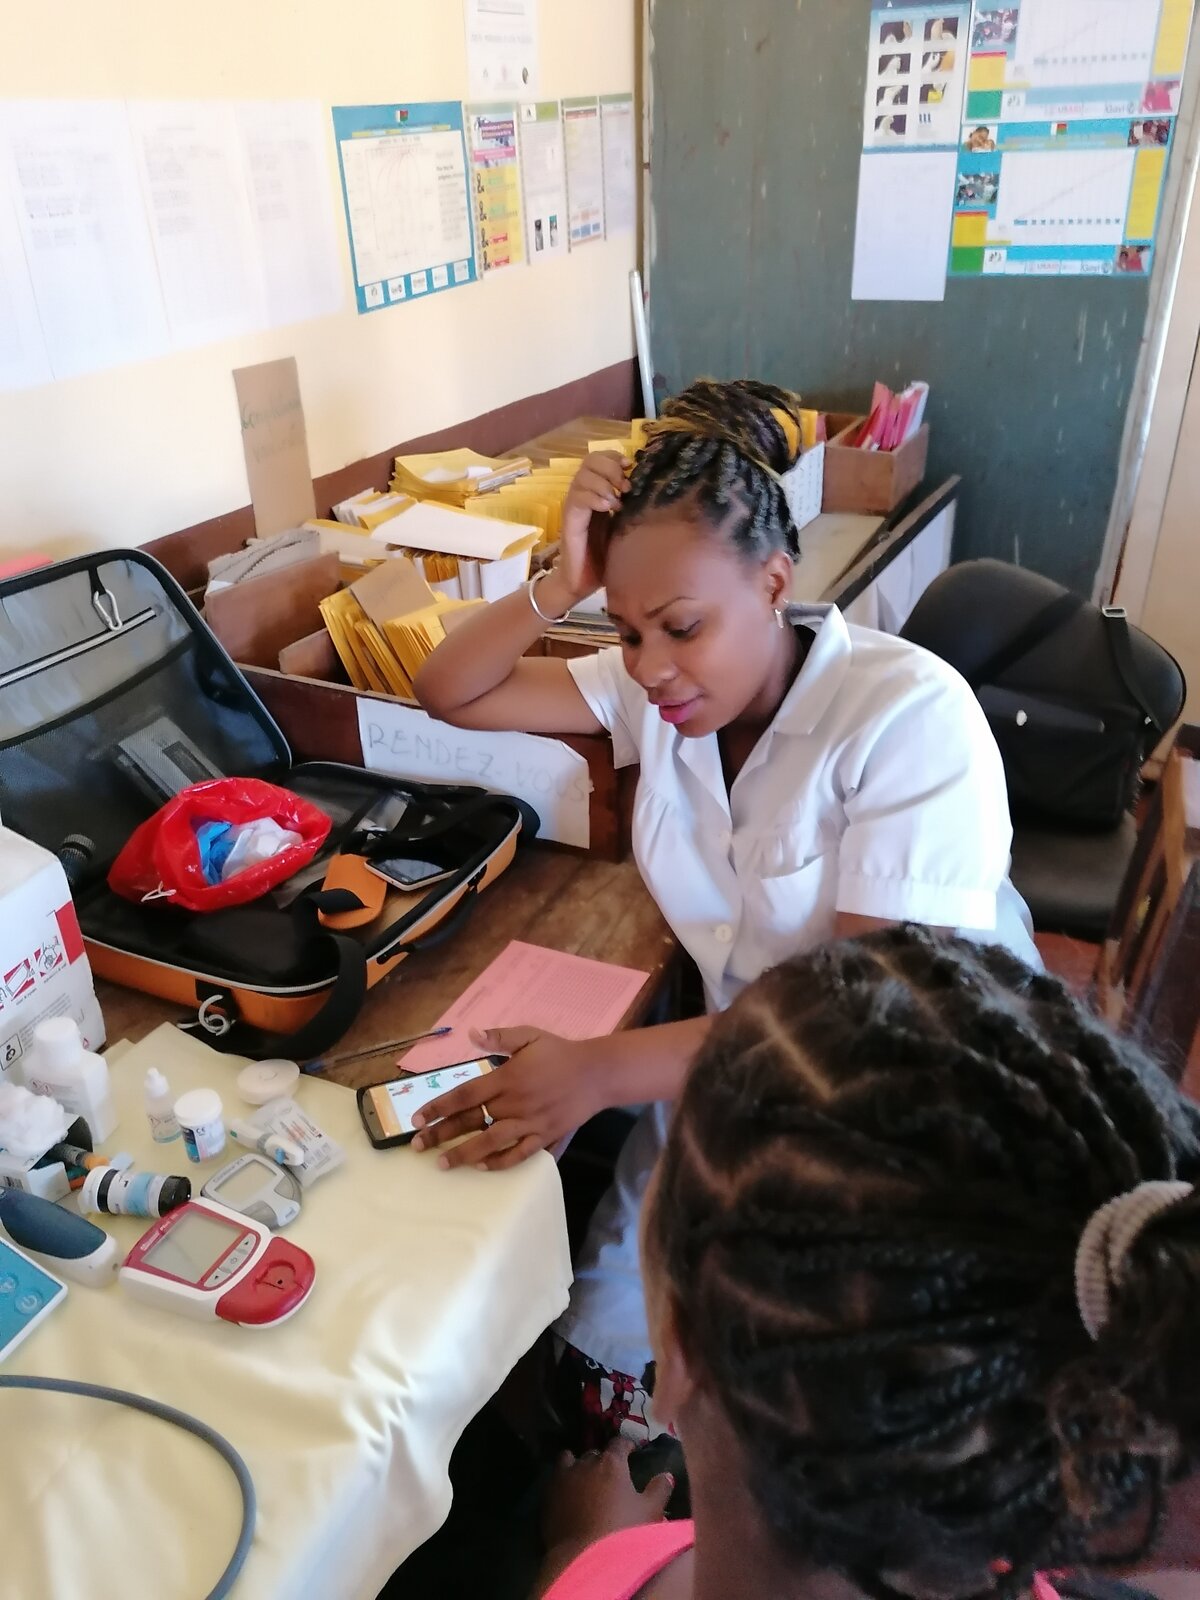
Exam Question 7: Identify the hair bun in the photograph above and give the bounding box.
[650,377,807,478]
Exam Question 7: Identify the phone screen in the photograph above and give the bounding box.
[368,1059,494,1139]
[370,856,450,889]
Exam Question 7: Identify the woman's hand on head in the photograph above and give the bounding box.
[409,1027,605,1170]
[551,452,629,609]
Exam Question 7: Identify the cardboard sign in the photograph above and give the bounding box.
[233,357,317,538]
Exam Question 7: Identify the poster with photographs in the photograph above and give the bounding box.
[852,2,970,301]
[950,0,1194,278]
[863,4,971,148]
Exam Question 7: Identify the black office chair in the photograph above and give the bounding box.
[901,560,1186,942]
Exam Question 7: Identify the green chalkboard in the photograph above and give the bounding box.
[649,0,1157,592]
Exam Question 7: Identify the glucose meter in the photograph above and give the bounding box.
[201,1153,302,1230]
[119,1197,314,1326]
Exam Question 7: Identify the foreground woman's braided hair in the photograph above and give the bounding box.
[611,378,807,561]
[649,926,1200,1600]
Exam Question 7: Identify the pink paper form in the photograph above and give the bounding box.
[400,941,650,1072]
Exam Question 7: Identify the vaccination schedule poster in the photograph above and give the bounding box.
[950,0,1193,278]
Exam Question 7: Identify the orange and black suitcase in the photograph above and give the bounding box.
[0,550,534,1057]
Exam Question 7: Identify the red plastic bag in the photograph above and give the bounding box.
[108,778,331,913]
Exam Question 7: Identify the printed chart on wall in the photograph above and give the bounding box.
[332,102,476,313]
[853,2,972,300]
[465,0,540,102]
[467,105,525,272]
[519,101,567,263]
[600,94,637,235]
[952,0,1194,278]
[563,97,605,246]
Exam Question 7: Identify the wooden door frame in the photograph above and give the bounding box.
[1103,55,1200,613]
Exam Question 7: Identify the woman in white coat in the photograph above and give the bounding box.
[413,378,1038,1443]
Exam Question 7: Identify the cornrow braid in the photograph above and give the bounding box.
[650,926,1200,1600]
[611,378,806,561]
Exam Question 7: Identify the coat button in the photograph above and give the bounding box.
[714,923,734,944]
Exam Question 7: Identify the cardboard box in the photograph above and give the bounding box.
[821,413,929,516]
[0,829,105,1087]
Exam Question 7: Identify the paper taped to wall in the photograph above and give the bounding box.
[852,149,957,301]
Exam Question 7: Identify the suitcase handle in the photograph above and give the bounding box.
[180,929,368,1061]
[381,876,482,960]
[182,879,482,1061]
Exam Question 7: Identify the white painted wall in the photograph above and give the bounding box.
[0,1,637,557]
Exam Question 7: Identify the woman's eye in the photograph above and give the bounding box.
[617,631,640,649]
[666,622,700,641]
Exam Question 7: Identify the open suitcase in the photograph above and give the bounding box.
[0,551,535,1058]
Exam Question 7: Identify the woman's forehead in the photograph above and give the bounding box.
[604,514,751,605]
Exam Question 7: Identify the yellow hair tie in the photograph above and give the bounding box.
[643,404,803,486]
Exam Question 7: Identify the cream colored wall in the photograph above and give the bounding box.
[1,1,637,556]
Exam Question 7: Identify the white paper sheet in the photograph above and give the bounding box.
[563,98,605,246]
[371,498,539,560]
[465,0,540,100]
[0,100,168,380]
[234,100,344,328]
[357,700,592,848]
[519,102,567,262]
[0,162,50,392]
[130,100,267,348]
[600,94,637,235]
[852,149,957,301]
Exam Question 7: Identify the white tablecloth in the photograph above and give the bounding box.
[1,1024,572,1599]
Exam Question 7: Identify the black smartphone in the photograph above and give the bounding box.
[365,855,458,891]
[356,1056,505,1149]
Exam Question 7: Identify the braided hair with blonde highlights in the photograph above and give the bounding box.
[649,926,1200,1600]
[612,378,807,561]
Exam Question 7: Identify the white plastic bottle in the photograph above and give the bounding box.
[24,1016,118,1143]
[144,1068,181,1143]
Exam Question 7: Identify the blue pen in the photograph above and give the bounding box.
[302,1026,453,1075]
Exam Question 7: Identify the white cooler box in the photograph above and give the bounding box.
[0,827,105,1087]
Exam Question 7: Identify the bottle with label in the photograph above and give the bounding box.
[24,1017,117,1143]
[144,1068,181,1143]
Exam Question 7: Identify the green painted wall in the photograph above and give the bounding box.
[649,0,1156,593]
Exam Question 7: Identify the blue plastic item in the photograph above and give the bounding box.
[0,1237,67,1362]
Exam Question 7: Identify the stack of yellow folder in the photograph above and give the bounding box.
[331,491,421,532]
[462,458,585,550]
[318,558,484,700]
[389,448,532,507]
[301,519,385,580]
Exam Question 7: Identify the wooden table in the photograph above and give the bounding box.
[97,848,677,1089]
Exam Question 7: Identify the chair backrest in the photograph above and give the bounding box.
[1096,725,1200,1082]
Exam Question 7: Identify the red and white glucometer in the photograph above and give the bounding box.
[119,1197,315,1326]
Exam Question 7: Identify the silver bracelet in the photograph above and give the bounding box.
[527,568,573,624]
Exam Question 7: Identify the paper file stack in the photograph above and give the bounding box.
[318,557,485,700]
